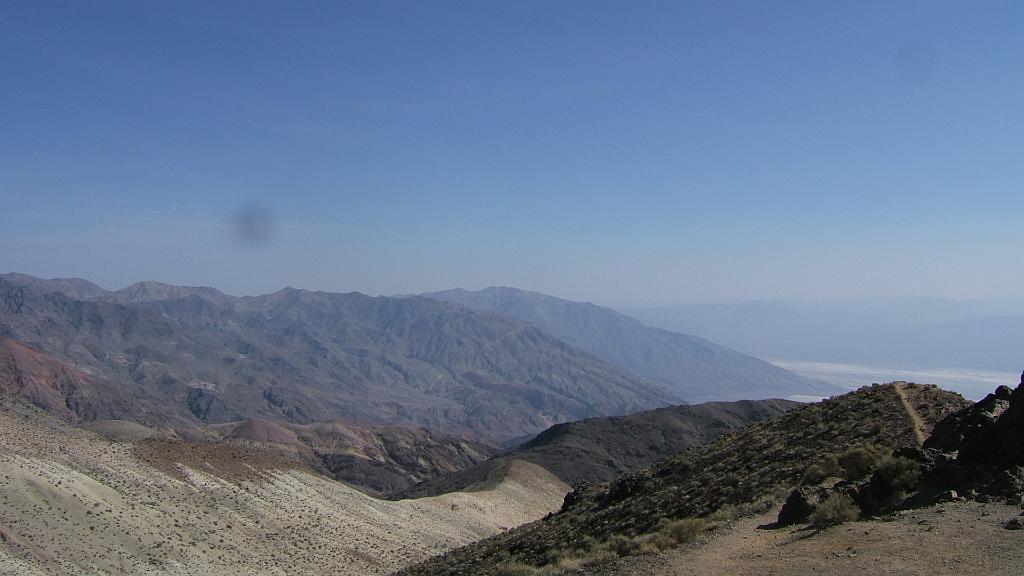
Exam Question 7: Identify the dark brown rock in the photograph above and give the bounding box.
[777,485,829,526]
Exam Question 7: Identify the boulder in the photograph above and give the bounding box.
[957,383,1024,469]
[777,485,829,526]
[984,467,1024,503]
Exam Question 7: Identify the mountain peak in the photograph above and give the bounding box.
[111,280,228,304]
[0,272,110,300]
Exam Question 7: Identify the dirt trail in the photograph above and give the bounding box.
[602,502,1024,576]
[893,382,928,446]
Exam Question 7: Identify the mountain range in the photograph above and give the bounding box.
[0,273,831,444]
[424,287,834,402]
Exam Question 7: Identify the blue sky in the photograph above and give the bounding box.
[2,1,1022,305]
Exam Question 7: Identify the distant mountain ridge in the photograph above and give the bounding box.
[0,272,110,301]
[625,298,1024,372]
[0,273,674,443]
[423,287,835,402]
[104,280,233,305]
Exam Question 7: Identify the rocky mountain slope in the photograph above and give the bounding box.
[83,416,498,495]
[398,399,797,498]
[397,383,970,575]
[210,419,495,494]
[0,334,499,494]
[424,287,836,402]
[0,336,165,422]
[0,274,675,443]
[0,392,569,575]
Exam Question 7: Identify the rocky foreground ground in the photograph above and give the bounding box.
[596,500,1024,576]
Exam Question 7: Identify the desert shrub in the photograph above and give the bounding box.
[556,548,618,570]
[663,517,707,543]
[769,484,794,501]
[810,493,860,528]
[552,555,586,571]
[735,497,775,517]
[801,464,828,485]
[602,534,644,557]
[874,456,921,505]
[647,532,677,551]
[707,504,735,523]
[573,535,597,552]
[632,541,662,556]
[876,456,921,492]
[835,444,887,480]
[493,561,539,576]
[579,549,618,566]
[600,533,664,557]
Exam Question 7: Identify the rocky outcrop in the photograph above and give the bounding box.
[777,485,829,526]
[903,376,1024,506]
[925,385,1013,452]
[955,380,1024,470]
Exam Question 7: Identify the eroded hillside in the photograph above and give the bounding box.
[0,394,568,575]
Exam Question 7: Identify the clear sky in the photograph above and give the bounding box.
[2,1,1022,306]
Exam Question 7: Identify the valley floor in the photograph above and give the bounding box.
[597,501,1024,576]
[772,359,1017,401]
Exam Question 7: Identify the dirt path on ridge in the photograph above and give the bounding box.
[893,382,928,446]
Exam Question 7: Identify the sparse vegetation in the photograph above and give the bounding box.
[872,455,922,507]
[876,456,921,495]
[658,517,708,544]
[800,463,828,485]
[834,444,888,480]
[810,493,860,528]
[494,561,544,576]
[501,514,715,574]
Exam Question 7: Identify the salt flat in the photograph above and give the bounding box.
[772,359,1016,400]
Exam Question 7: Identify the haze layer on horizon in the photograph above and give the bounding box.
[2,2,1022,307]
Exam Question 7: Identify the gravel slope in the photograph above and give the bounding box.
[0,395,569,576]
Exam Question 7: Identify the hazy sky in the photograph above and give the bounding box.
[2,2,1022,306]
